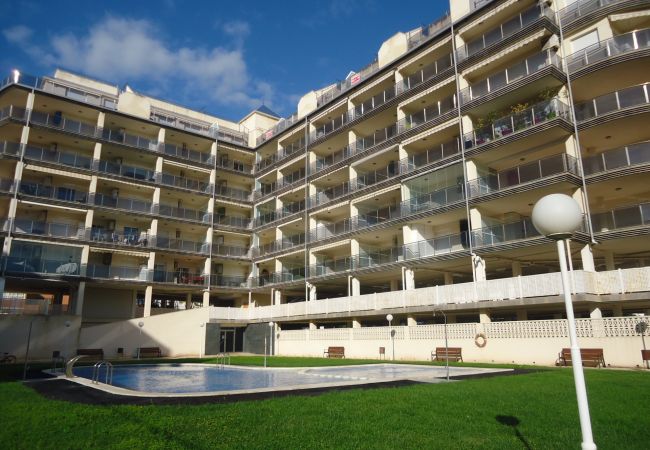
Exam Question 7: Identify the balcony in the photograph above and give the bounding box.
[591,202,650,234]
[212,243,250,258]
[583,141,650,176]
[459,51,562,106]
[403,233,466,260]
[401,184,465,216]
[23,143,92,170]
[257,112,300,146]
[255,199,306,228]
[353,123,398,154]
[216,157,253,175]
[397,94,456,134]
[153,236,209,254]
[467,153,580,198]
[574,83,650,123]
[94,193,152,214]
[567,28,650,74]
[0,141,21,157]
[214,185,251,202]
[0,297,70,316]
[310,182,351,209]
[400,138,461,174]
[98,160,155,182]
[406,14,451,49]
[316,59,380,108]
[256,233,305,257]
[18,181,88,204]
[559,0,621,26]
[472,218,541,248]
[397,54,453,95]
[150,110,247,146]
[458,3,554,62]
[350,164,399,191]
[211,274,249,288]
[90,230,150,247]
[0,105,26,123]
[160,172,212,194]
[309,258,352,277]
[157,204,209,223]
[86,264,148,281]
[161,143,213,165]
[257,268,305,286]
[9,219,85,240]
[101,127,158,152]
[153,270,206,286]
[214,214,252,229]
[312,144,353,174]
[5,256,81,276]
[464,98,570,150]
[30,110,98,139]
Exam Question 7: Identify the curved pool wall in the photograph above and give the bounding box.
[70,364,512,396]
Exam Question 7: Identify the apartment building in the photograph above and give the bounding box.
[1,0,649,343]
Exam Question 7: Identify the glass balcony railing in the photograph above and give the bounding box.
[559,0,620,24]
[256,233,306,256]
[397,95,456,134]
[18,181,88,204]
[0,178,14,192]
[349,85,397,121]
[24,144,92,170]
[574,83,650,122]
[591,202,650,233]
[316,59,380,107]
[403,233,466,260]
[472,218,540,248]
[460,51,561,105]
[214,185,251,202]
[309,258,352,277]
[0,141,21,157]
[30,110,98,138]
[216,158,253,174]
[397,54,454,95]
[153,270,206,285]
[5,256,81,275]
[98,160,155,182]
[583,141,650,175]
[312,144,353,174]
[101,127,157,152]
[161,143,213,165]
[255,200,306,227]
[153,236,208,254]
[159,173,212,193]
[212,244,250,258]
[351,163,400,190]
[0,105,26,122]
[257,112,300,146]
[211,274,249,288]
[354,123,399,153]
[86,264,148,281]
[276,168,306,191]
[464,98,570,149]
[10,219,85,240]
[406,14,451,49]
[567,29,650,73]
[157,204,209,223]
[467,153,579,197]
[401,184,465,215]
[310,110,351,143]
[89,230,150,247]
[214,214,252,229]
[400,137,461,173]
[458,4,554,61]
[94,193,152,213]
[257,268,306,286]
[310,182,351,208]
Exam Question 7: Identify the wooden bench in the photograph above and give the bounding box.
[431,347,463,362]
[323,346,345,358]
[76,348,104,360]
[138,347,162,358]
[642,350,650,368]
[559,348,605,368]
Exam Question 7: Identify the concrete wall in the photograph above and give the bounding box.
[78,307,210,358]
[243,322,272,355]
[0,315,82,360]
[83,287,135,321]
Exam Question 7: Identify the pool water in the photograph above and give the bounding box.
[72,364,509,394]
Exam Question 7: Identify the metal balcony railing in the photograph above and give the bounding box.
[559,0,621,24]
[397,95,456,134]
[0,141,21,157]
[316,59,380,107]
[159,173,212,193]
[94,193,152,213]
[406,14,451,49]
[211,274,249,288]
[255,199,306,227]
[30,110,98,138]
[464,98,570,149]
[582,141,650,175]
[86,264,148,281]
[397,54,453,95]
[10,219,85,240]
[161,143,213,165]
[89,230,150,247]
[257,268,306,286]
[257,112,300,146]
[460,51,561,105]
[312,144,353,174]
[212,244,250,258]
[459,3,554,61]
[310,182,351,208]
[399,137,461,173]
[0,105,26,122]
[18,181,88,204]
[153,270,207,285]
[157,204,209,222]
[401,184,465,215]
[403,233,466,260]
[472,218,540,247]
[466,153,579,197]
[101,127,158,152]
[153,236,209,254]
[591,202,650,233]
[24,144,92,170]
[214,214,252,229]
[216,157,253,174]
[574,83,650,122]
[98,160,155,182]
[256,233,306,256]
[567,28,650,73]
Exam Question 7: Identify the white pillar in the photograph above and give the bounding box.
[479,310,491,323]
[143,286,153,317]
[407,316,417,327]
[351,277,361,296]
[352,319,362,328]
[604,251,615,271]
[444,273,453,285]
[589,307,602,319]
[74,282,86,316]
[404,268,415,290]
[580,245,595,272]
[472,253,487,281]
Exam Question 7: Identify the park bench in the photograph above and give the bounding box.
[76,348,104,360]
[558,348,605,368]
[324,346,345,358]
[431,347,463,362]
[138,347,162,358]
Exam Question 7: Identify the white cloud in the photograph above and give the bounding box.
[5,17,277,112]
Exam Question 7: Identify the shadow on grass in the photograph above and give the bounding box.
[496,415,532,450]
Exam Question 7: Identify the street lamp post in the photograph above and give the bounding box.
[532,193,597,450]
[199,323,205,358]
[265,321,274,368]
[433,310,450,381]
[386,314,394,361]
[137,321,144,359]
[22,318,35,380]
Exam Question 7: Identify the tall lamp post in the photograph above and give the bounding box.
[532,193,596,450]
[137,321,144,359]
[199,323,205,358]
[433,310,450,381]
[386,314,394,361]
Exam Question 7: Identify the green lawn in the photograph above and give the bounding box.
[0,357,648,449]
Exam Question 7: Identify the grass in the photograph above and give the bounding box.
[0,357,648,449]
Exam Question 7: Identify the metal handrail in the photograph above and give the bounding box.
[92,360,114,385]
[65,355,87,378]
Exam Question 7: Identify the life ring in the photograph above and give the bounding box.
[474,333,487,348]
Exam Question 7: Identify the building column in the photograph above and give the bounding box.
[351,277,360,296]
[407,316,417,327]
[202,291,210,308]
[309,283,317,301]
[273,289,282,306]
[444,272,453,285]
[186,292,193,310]
[404,267,415,290]
[472,253,486,281]
[390,279,399,291]
[580,244,595,272]
[352,319,362,328]
[131,289,138,318]
[479,310,491,323]
[309,322,317,330]
[604,251,615,271]
[143,286,153,317]
[512,261,522,277]
[73,282,86,316]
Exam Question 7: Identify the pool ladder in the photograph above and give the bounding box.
[217,352,230,368]
[92,361,114,385]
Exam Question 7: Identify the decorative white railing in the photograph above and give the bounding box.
[278,316,650,342]
[208,267,650,322]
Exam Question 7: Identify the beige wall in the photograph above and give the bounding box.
[83,287,135,321]
[0,314,82,360]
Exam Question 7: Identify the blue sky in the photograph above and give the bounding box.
[1,0,449,122]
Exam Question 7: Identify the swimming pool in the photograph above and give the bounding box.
[72,364,511,396]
